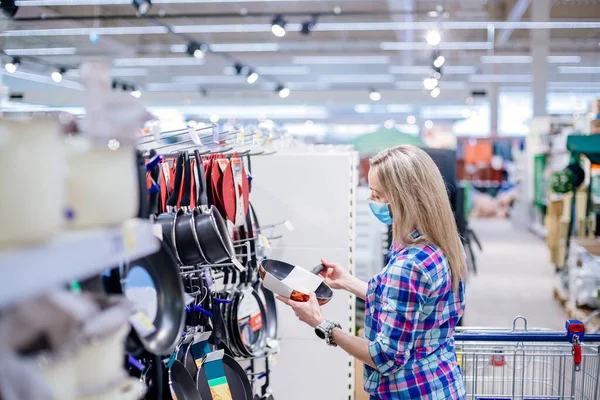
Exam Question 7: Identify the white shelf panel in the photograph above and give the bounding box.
[0,218,160,308]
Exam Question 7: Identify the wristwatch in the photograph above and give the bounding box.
[315,320,341,347]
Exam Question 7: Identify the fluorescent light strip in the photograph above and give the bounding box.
[67,68,149,77]
[173,75,248,84]
[547,56,581,64]
[549,81,600,88]
[1,69,83,90]
[210,43,280,52]
[482,55,584,64]
[4,47,77,56]
[113,57,205,66]
[223,66,310,75]
[469,74,532,83]
[292,56,390,65]
[261,82,332,90]
[558,66,600,74]
[389,65,477,74]
[318,74,395,83]
[0,26,167,37]
[381,42,493,50]
[481,55,532,63]
[171,43,280,53]
[386,104,414,113]
[5,21,600,38]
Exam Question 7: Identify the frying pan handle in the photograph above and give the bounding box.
[180,152,192,208]
[166,153,184,207]
[311,264,326,276]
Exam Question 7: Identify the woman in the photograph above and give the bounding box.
[277,145,467,399]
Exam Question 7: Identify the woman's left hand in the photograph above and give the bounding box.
[276,293,324,328]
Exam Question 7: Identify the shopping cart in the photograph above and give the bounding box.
[454,317,600,400]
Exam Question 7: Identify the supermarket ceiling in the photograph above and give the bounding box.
[1,0,599,112]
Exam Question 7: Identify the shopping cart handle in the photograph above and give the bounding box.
[455,332,600,342]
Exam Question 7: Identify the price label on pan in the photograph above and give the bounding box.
[129,311,157,338]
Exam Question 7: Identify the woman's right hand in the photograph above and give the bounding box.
[317,259,351,290]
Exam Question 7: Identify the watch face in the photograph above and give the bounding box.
[315,327,326,339]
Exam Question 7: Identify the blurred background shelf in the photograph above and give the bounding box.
[0,219,160,308]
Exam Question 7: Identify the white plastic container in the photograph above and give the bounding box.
[0,117,66,246]
[39,353,78,400]
[75,324,130,394]
[66,137,138,229]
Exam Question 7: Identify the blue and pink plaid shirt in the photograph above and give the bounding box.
[364,235,466,399]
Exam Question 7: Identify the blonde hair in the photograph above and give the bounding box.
[370,145,466,289]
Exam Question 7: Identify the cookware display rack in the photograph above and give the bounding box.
[137,127,288,399]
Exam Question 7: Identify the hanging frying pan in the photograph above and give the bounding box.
[228,286,267,358]
[156,153,185,251]
[246,203,278,341]
[259,260,333,306]
[174,154,208,266]
[195,351,253,400]
[123,238,186,357]
[194,206,235,265]
[164,360,202,400]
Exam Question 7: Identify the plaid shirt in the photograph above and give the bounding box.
[364,237,466,399]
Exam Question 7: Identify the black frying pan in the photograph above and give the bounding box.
[165,360,202,400]
[259,259,332,306]
[195,353,253,400]
[248,203,278,341]
[123,238,186,357]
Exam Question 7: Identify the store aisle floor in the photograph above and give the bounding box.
[464,219,567,330]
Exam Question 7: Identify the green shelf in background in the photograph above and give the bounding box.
[567,135,600,164]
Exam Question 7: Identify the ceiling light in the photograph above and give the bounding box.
[247,70,259,84]
[130,87,142,98]
[293,56,389,65]
[547,55,581,64]
[300,15,318,35]
[354,104,372,113]
[240,7,247,15]
[51,68,66,83]
[305,119,314,126]
[430,87,441,98]
[5,57,20,73]
[369,88,381,102]
[466,96,474,105]
[186,41,208,59]
[469,74,532,83]
[433,55,445,68]
[426,29,441,46]
[132,0,151,16]
[432,71,442,80]
[209,113,220,123]
[4,47,76,56]
[381,42,492,51]
[1,0,18,18]
[384,119,395,129]
[480,55,532,64]
[234,63,247,75]
[277,85,290,98]
[558,66,600,74]
[333,6,341,14]
[423,77,438,90]
[406,115,416,125]
[271,15,287,37]
[424,120,434,129]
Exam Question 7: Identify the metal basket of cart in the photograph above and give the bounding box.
[454,316,600,400]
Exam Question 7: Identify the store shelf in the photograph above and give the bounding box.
[0,219,160,308]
